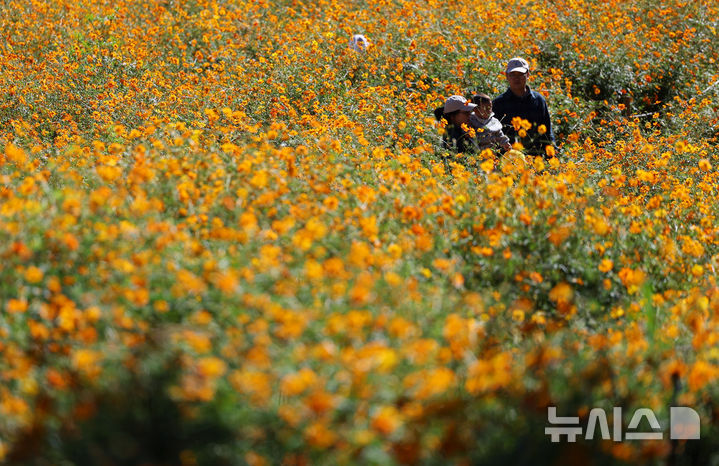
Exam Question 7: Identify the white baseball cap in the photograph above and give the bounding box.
[443,95,477,113]
[506,57,529,74]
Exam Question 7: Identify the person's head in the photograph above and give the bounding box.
[349,34,369,51]
[472,93,493,119]
[505,57,530,97]
[443,95,476,126]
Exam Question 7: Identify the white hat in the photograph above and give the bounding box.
[506,57,529,73]
[443,95,477,113]
[349,34,369,51]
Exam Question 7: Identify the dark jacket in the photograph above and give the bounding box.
[442,124,474,153]
[492,86,555,156]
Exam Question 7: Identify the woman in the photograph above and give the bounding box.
[434,95,477,153]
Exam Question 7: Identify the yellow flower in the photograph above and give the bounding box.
[512,309,525,322]
[5,143,27,165]
[7,299,28,314]
[229,370,271,404]
[197,357,227,378]
[280,368,317,397]
[72,349,102,377]
[598,259,614,273]
[24,266,43,284]
[387,243,402,259]
[549,282,573,305]
[153,300,170,313]
[481,158,494,174]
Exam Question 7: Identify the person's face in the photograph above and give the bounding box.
[507,71,528,96]
[474,97,492,119]
[452,110,471,126]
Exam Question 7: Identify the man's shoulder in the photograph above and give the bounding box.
[492,89,513,104]
[529,89,548,103]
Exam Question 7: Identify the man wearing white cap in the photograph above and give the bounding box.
[492,57,556,157]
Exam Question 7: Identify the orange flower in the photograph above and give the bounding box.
[197,357,227,378]
[71,349,102,378]
[4,143,27,166]
[24,266,43,284]
[305,421,337,448]
[465,352,513,394]
[7,299,28,314]
[404,367,455,400]
[598,259,614,272]
[371,405,403,435]
[46,369,68,390]
[617,268,646,294]
[688,360,717,391]
[549,282,574,308]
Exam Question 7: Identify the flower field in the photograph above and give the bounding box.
[1,0,718,463]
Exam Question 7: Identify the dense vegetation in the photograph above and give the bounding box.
[0,0,718,464]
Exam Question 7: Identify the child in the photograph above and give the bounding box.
[433,95,477,153]
[470,93,511,153]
